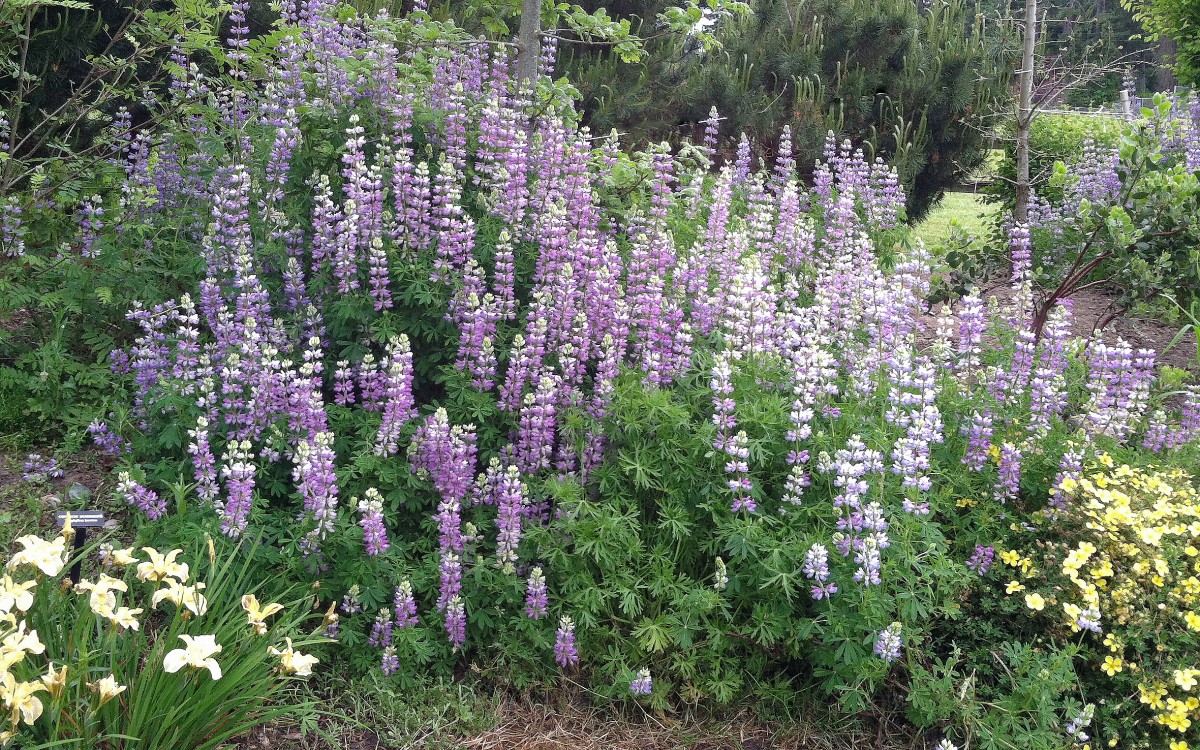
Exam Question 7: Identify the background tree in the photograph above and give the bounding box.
[561,0,1015,221]
[1122,0,1200,86]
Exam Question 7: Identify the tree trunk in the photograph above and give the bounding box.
[1157,36,1177,92]
[516,0,542,84]
[1013,0,1037,223]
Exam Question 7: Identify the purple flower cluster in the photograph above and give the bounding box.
[629,667,653,696]
[525,566,549,620]
[965,545,995,575]
[115,471,167,521]
[554,616,578,668]
[394,580,419,629]
[802,543,837,599]
[874,622,903,663]
[22,453,63,483]
[358,488,388,556]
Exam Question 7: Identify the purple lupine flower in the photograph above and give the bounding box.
[77,195,105,258]
[1047,445,1084,512]
[1028,301,1073,436]
[340,585,362,616]
[116,471,167,520]
[554,616,578,668]
[731,134,751,188]
[629,667,653,695]
[358,488,388,556]
[88,419,131,456]
[444,596,466,650]
[1082,339,1156,441]
[852,538,883,586]
[803,543,837,599]
[380,646,399,676]
[494,465,525,572]
[711,353,756,513]
[955,288,986,376]
[220,439,256,536]
[993,442,1022,504]
[699,106,720,165]
[874,622,903,663]
[960,410,993,471]
[525,566,548,619]
[966,545,995,575]
[368,608,393,648]
[22,454,63,483]
[374,335,416,456]
[394,580,418,628]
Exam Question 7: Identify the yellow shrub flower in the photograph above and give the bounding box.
[1169,741,1187,750]
[0,672,44,726]
[1000,550,1020,565]
[1186,612,1200,631]
[89,675,126,707]
[1139,682,1168,709]
[163,634,223,680]
[1174,669,1198,691]
[241,594,284,636]
[6,535,66,578]
[1101,656,1123,676]
[1025,593,1046,611]
[1005,581,1025,594]
[136,548,189,583]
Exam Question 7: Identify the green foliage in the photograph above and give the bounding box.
[1123,0,1200,86]
[990,113,1123,208]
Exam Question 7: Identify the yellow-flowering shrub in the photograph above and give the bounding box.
[0,523,323,749]
[996,456,1200,749]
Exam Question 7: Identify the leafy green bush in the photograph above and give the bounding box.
[990,113,1123,208]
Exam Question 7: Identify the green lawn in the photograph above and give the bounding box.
[913,191,996,248]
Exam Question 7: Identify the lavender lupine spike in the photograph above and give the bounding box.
[699,106,720,166]
[368,608,393,648]
[220,440,256,536]
[966,545,995,575]
[874,622,903,663]
[1008,221,1033,323]
[494,465,526,572]
[770,125,795,195]
[955,288,986,378]
[358,488,388,556]
[1082,339,1156,441]
[116,471,167,521]
[554,616,578,668]
[993,442,1022,504]
[1027,301,1073,437]
[2,197,26,258]
[960,410,993,471]
[630,668,653,695]
[802,543,837,599]
[525,566,548,619]
[731,133,751,188]
[394,579,419,628]
[380,646,399,676]
[374,335,416,456]
[711,352,755,513]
